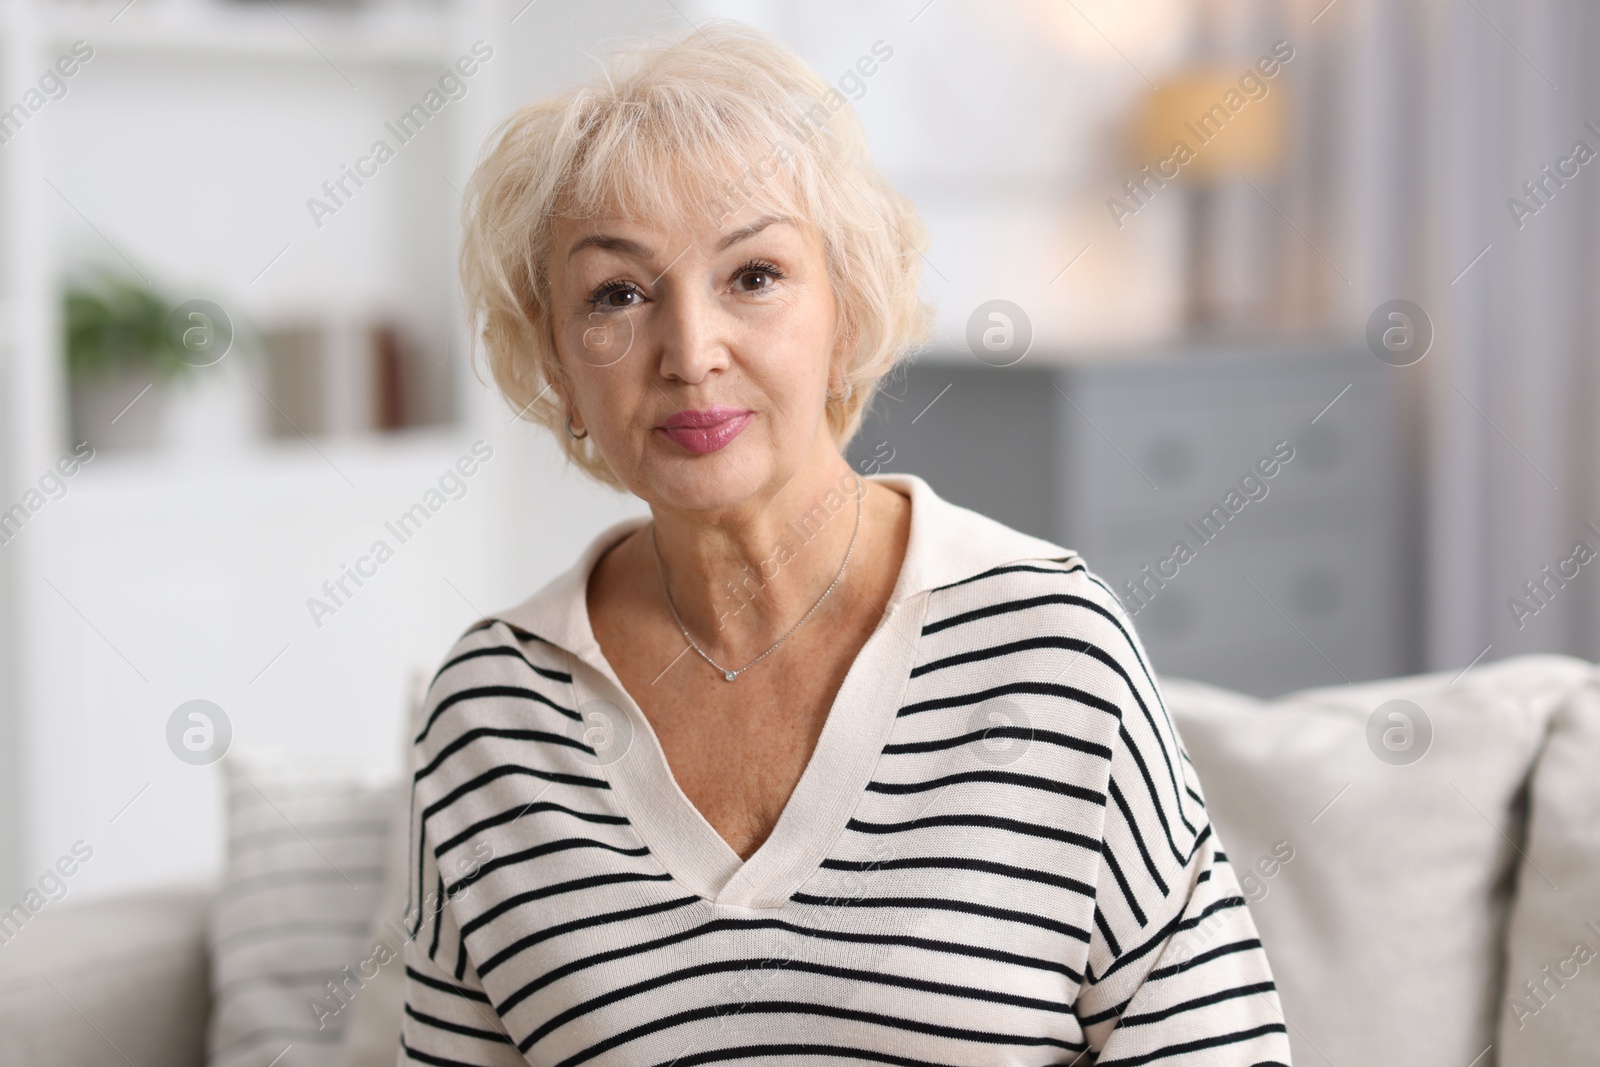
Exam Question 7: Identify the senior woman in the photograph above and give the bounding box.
[401,20,1290,1067]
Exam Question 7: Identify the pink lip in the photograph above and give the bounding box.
[655,407,753,455]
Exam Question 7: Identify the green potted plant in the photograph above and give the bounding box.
[64,269,187,450]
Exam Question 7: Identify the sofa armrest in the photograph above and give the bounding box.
[0,881,214,1067]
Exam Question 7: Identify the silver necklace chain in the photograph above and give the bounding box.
[652,473,864,682]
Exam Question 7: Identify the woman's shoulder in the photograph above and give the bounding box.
[411,615,576,754]
[918,542,1168,728]
[923,544,1143,646]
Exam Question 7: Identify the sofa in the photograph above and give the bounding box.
[2,653,1597,1067]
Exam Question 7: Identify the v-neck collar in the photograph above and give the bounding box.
[491,472,1070,909]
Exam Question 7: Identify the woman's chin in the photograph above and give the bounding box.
[638,454,774,512]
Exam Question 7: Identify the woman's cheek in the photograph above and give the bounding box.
[572,309,637,368]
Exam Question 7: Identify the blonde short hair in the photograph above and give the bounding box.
[458,19,934,490]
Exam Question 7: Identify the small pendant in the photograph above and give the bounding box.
[723,670,737,681]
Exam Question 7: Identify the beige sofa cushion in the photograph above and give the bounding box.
[0,884,212,1067]
[1497,670,1600,1065]
[1161,653,1591,1067]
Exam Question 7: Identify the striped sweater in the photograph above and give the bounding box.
[399,472,1292,1066]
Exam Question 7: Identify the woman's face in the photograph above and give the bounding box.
[546,199,843,511]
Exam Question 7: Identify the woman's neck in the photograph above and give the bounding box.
[659,458,865,637]
[597,454,901,664]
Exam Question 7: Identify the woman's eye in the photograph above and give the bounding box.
[591,284,642,308]
[735,269,776,292]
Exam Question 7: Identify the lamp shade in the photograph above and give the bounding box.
[1137,68,1287,182]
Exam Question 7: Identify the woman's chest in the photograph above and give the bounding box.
[591,573,884,862]
[610,650,850,861]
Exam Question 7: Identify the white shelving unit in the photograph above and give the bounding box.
[0,0,515,902]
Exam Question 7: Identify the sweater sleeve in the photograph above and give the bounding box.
[399,917,525,1066]
[1070,578,1293,1065]
[398,665,527,1067]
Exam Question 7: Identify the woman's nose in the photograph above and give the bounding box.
[656,284,731,385]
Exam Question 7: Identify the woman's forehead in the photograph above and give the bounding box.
[551,189,813,261]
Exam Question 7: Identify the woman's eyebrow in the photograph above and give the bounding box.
[717,214,792,252]
[567,233,651,260]
[566,214,792,262]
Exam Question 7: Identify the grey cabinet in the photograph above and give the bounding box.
[847,346,1416,698]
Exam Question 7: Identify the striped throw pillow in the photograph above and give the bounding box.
[207,752,397,1067]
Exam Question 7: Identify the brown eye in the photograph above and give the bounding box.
[589,280,643,308]
[734,263,782,292]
